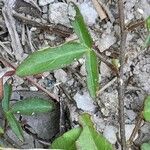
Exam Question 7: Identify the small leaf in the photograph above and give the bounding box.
[146,16,150,32]
[10,97,55,115]
[16,42,87,77]
[85,50,99,99]
[70,3,93,48]
[2,82,12,112]
[51,127,82,150]
[143,96,150,121]
[144,34,150,48]
[141,143,150,150]
[0,126,4,135]
[76,113,113,150]
[5,112,24,141]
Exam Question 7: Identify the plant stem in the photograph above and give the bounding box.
[117,0,127,149]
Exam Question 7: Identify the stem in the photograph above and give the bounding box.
[118,0,127,149]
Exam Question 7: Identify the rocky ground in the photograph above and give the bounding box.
[0,0,150,149]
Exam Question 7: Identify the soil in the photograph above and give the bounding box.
[0,0,150,149]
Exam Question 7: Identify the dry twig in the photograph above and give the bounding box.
[91,0,107,20]
[117,0,127,149]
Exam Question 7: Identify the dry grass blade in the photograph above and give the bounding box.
[91,0,107,20]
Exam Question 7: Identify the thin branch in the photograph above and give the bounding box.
[118,0,127,149]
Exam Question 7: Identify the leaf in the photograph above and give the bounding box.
[76,113,113,150]
[70,3,93,48]
[144,33,150,48]
[141,143,150,150]
[2,82,12,112]
[10,97,55,115]
[146,16,150,32]
[85,50,99,99]
[143,96,150,121]
[0,126,4,135]
[51,127,82,150]
[5,112,24,141]
[16,42,87,77]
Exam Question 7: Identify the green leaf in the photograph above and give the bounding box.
[2,82,12,112]
[0,126,4,135]
[144,33,150,48]
[85,50,99,99]
[141,143,150,150]
[146,16,150,32]
[76,113,113,150]
[70,3,93,48]
[51,127,82,150]
[10,97,55,115]
[5,112,24,141]
[16,42,87,77]
[143,96,150,121]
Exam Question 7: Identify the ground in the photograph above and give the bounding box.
[0,0,150,149]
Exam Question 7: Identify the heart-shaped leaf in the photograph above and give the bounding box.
[10,97,55,115]
[86,50,99,99]
[143,96,150,121]
[69,2,93,48]
[51,127,82,150]
[2,82,12,112]
[5,112,24,141]
[76,113,113,150]
[16,42,87,77]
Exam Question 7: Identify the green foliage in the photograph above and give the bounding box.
[16,42,88,77]
[16,3,99,98]
[76,113,113,150]
[1,82,55,141]
[0,127,4,135]
[2,82,12,112]
[10,97,54,115]
[85,50,99,98]
[69,3,93,48]
[144,16,150,48]
[51,127,82,150]
[143,96,150,121]
[5,112,24,141]
[51,113,113,150]
[141,143,150,150]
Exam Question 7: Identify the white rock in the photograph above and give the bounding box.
[100,62,111,77]
[49,3,70,27]
[126,109,137,121]
[39,0,54,6]
[97,34,116,52]
[30,86,38,91]
[79,2,98,26]
[125,124,138,140]
[103,125,117,144]
[80,63,87,76]
[54,69,68,83]
[73,91,96,112]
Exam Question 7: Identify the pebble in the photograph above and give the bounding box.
[97,33,116,52]
[73,91,96,112]
[39,0,54,6]
[49,3,70,27]
[103,125,117,144]
[100,62,111,77]
[30,86,38,91]
[125,124,138,140]
[79,2,98,26]
[54,69,68,83]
